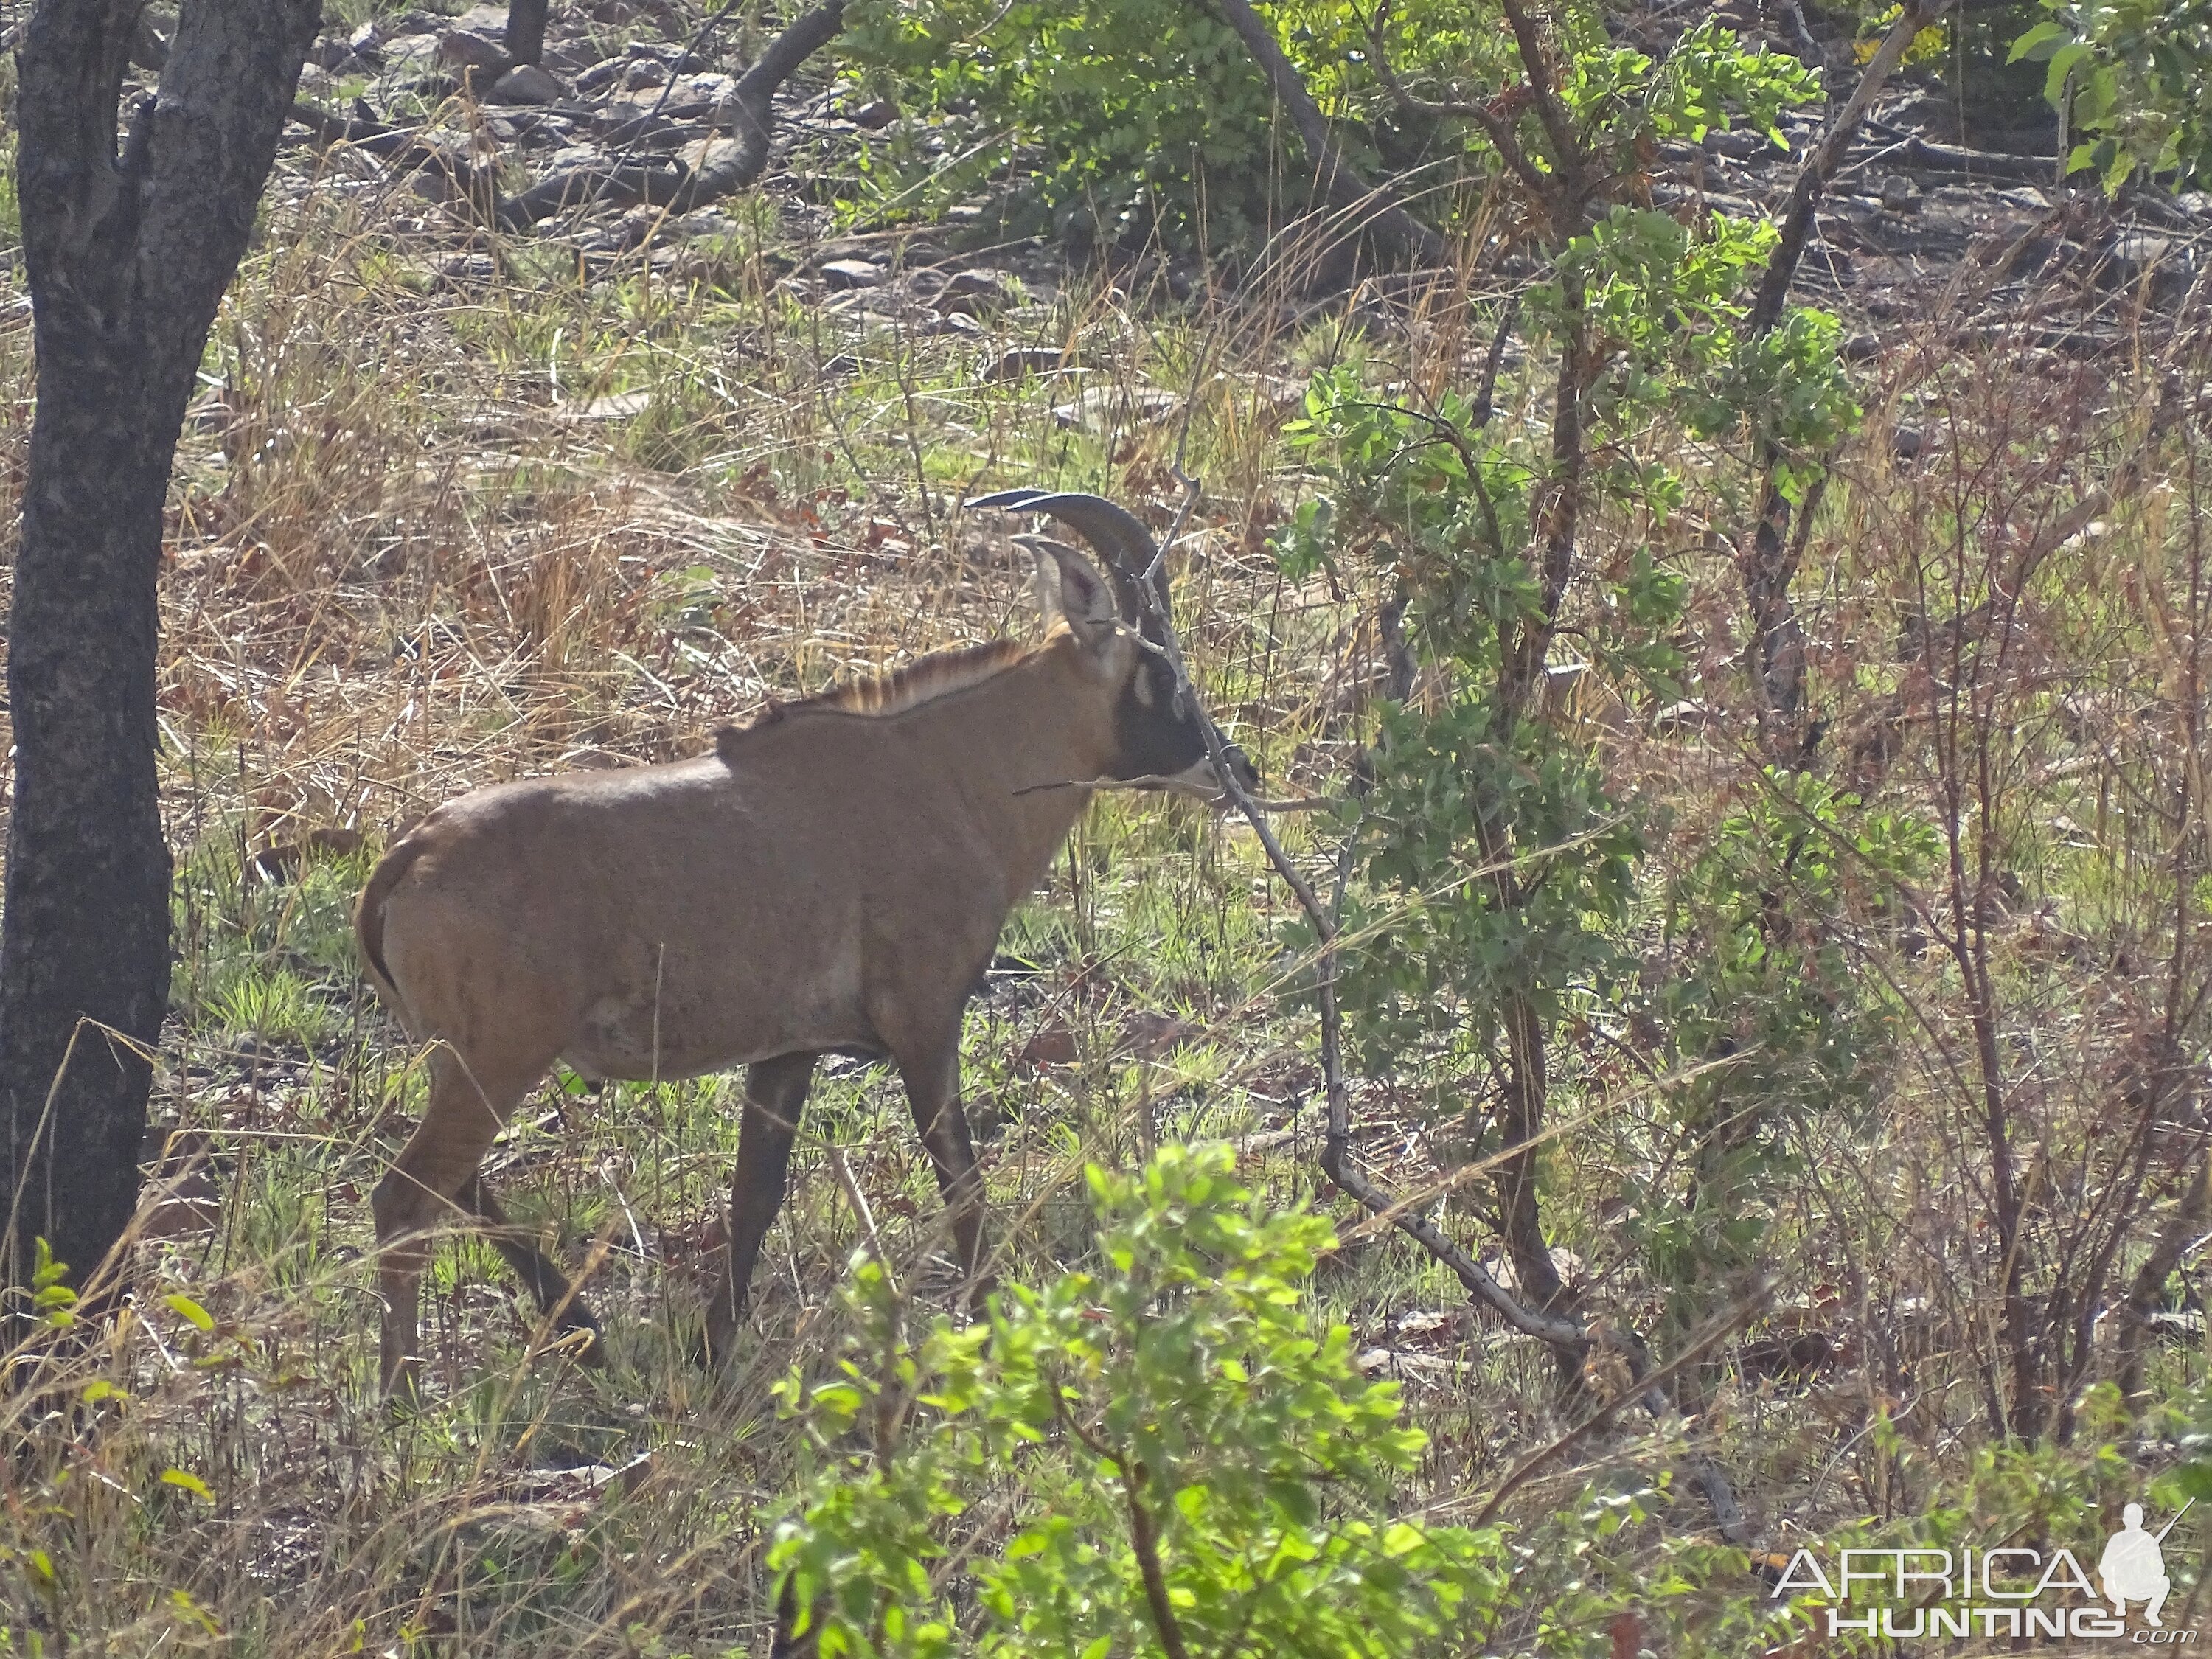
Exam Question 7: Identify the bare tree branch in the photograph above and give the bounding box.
[1206,0,1448,265]
[1368,0,1548,197]
[1750,0,1958,333]
[1738,0,1959,759]
[500,0,846,229]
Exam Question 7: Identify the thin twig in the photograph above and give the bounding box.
[1472,1279,1773,1529]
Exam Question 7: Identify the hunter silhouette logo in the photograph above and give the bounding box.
[1771,1496,2198,1644]
[2103,1500,2191,1628]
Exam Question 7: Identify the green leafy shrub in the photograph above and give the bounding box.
[840,0,1278,246]
[2012,0,2212,191]
[768,1143,1508,1655]
[1635,773,1935,1333]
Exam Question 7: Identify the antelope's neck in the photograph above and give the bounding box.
[929,647,1112,898]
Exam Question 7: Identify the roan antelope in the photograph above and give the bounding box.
[355,491,1253,1396]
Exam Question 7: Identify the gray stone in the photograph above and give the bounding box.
[576,57,629,94]
[2112,230,2176,268]
[675,209,740,240]
[543,42,600,74]
[2101,230,2194,303]
[987,346,1077,381]
[939,268,1009,316]
[943,268,1008,300]
[821,260,885,291]
[1051,386,1178,428]
[1706,128,1769,160]
[490,63,566,105]
[439,29,511,77]
[809,237,878,265]
[670,72,737,105]
[378,32,442,74]
[678,136,746,178]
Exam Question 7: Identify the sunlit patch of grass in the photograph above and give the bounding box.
[201,964,347,1052]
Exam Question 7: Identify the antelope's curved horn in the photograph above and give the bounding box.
[965,487,1055,513]
[966,490,1171,627]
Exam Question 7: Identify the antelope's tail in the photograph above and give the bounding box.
[355,832,430,1012]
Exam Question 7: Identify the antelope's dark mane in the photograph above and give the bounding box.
[714,638,1034,759]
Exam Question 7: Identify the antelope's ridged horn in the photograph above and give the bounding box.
[966,490,1172,627]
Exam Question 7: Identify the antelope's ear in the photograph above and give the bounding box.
[1023,535,1119,645]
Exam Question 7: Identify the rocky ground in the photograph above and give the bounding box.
[102,0,2208,366]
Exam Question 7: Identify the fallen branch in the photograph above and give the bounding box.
[1892,134,2065,184]
[500,0,846,229]
[1206,0,1447,265]
[288,100,501,218]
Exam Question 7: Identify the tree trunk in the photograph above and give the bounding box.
[505,0,551,66]
[1,0,317,1312]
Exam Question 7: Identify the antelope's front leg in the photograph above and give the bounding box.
[705,1051,818,1363]
[894,1042,995,1310]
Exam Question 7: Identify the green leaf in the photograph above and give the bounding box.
[2042,40,2093,105]
[164,1292,216,1332]
[2008,18,2067,62]
[161,1468,215,1501]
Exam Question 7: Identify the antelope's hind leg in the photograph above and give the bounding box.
[372,1046,546,1399]
[703,1051,818,1365]
[458,1172,605,1366]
